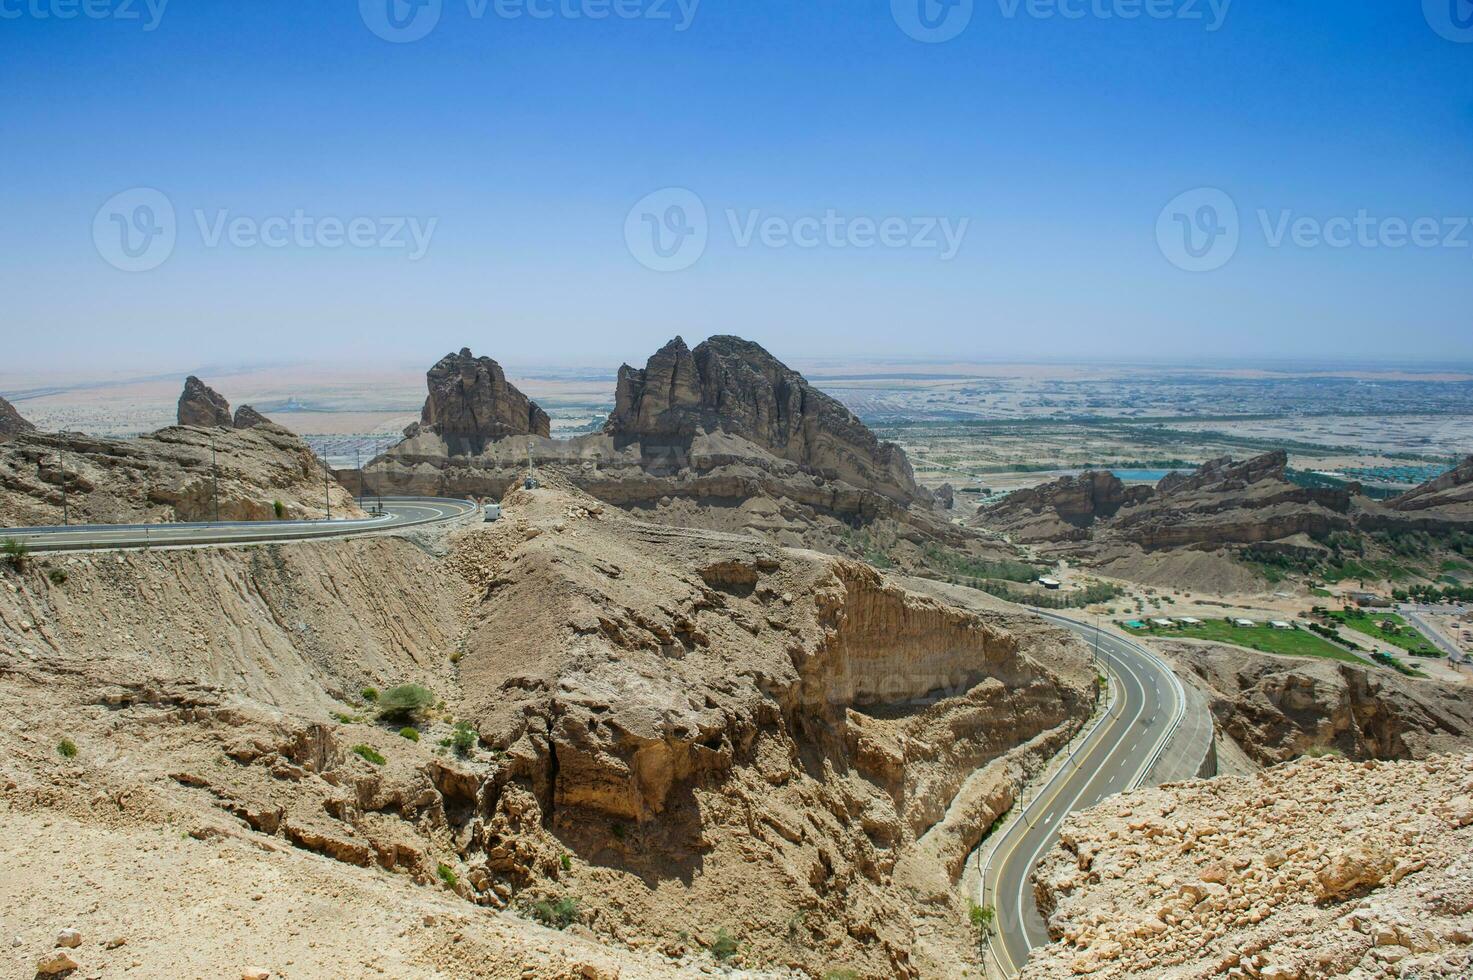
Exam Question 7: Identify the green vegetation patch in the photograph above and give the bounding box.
[375,683,434,723]
[1123,620,1362,664]
[1326,610,1441,657]
[351,744,386,765]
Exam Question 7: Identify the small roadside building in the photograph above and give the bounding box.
[1150,618,1176,629]
[1233,618,1257,628]
[1038,577,1062,590]
[1176,617,1204,627]
[1269,620,1295,630]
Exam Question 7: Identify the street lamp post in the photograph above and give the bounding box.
[211,441,220,523]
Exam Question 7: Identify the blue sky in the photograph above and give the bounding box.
[1,0,1470,371]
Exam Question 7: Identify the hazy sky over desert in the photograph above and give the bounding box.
[3,1,1470,371]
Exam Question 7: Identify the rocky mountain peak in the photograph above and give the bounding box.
[0,395,36,443]
[177,376,233,428]
[232,405,273,430]
[420,348,550,441]
[608,334,925,504]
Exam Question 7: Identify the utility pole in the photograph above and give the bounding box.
[323,442,332,521]
[356,446,364,510]
[211,441,220,523]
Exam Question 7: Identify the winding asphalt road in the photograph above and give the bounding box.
[982,615,1187,977]
[0,496,478,552]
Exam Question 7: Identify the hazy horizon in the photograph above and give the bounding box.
[5,3,1471,369]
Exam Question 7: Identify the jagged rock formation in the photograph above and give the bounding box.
[177,376,233,428]
[0,424,361,526]
[1159,640,1473,767]
[0,478,1095,978]
[0,395,36,443]
[607,336,925,505]
[367,338,996,569]
[1355,455,1473,535]
[232,405,273,430]
[419,348,550,442]
[1387,455,1473,514]
[976,452,1360,590]
[980,470,1152,544]
[1024,754,1473,979]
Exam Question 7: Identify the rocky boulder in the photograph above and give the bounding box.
[420,348,550,442]
[1385,456,1473,516]
[177,376,233,428]
[232,405,273,430]
[0,395,36,443]
[607,335,926,505]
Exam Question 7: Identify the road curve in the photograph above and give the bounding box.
[982,615,1186,977]
[0,496,479,552]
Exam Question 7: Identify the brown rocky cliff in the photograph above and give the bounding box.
[979,470,1152,543]
[421,348,550,441]
[0,395,36,443]
[608,334,926,505]
[177,376,233,428]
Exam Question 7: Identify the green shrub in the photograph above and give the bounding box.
[610,822,626,841]
[376,684,434,722]
[449,720,477,757]
[352,744,386,765]
[711,928,739,962]
[2,538,28,571]
[968,900,995,945]
[398,726,420,742]
[47,567,68,586]
[529,896,580,930]
[57,738,78,759]
[436,862,458,888]
[360,686,379,703]
[272,499,286,519]
[559,853,572,873]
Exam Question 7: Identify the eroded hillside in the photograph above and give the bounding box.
[0,480,1094,978]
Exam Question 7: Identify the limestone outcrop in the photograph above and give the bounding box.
[608,336,926,506]
[0,395,35,443]
[232,405,273,430]
[0,478,1094,978]
[979,470,1151,544]
[367,338,994,568]
[0,424,361,526]
[177,376,233,428]
[420,348,550,442]
[1023,754,1473,979]
[1159,640,1473,766]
